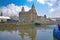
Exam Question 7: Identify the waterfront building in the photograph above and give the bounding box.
[0,12,10,22]
[19,4,37,22]
[19,4,47,24]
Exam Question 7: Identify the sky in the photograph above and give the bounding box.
[0,0,60,18]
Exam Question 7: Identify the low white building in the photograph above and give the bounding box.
[0,16,10,22]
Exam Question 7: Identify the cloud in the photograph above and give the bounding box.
[24,6,31,11]
[48,5,60,18]
[47,2,53,7]
[49,8,55,13]
[27,0,33,2]
[37,0,45,4]
[37,0,57,7]
[36,0,60,18]
[46,0,57,7]
[0,3,31,16]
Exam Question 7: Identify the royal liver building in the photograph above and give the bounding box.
[19,4,37,22]
[19,4,47,23]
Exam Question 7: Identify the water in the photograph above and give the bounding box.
[0,25,57,40]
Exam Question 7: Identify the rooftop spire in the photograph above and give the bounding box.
[30,3,36,12]
[31,3,35,9]
[21,7,25,12]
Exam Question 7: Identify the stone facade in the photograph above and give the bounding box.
[19,4,37,22]
[19,4,47,24]
[37,16,47,24]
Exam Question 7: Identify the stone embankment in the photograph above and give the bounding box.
[0,22,17,26]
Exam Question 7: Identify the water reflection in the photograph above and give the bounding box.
[36,29,53,40]
[0,25,57,40]
[18,27,36,40]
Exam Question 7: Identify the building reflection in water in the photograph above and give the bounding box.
[0,26,55,40]
[18,27,36,40]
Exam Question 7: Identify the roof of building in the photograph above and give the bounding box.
[0,16,10,19]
